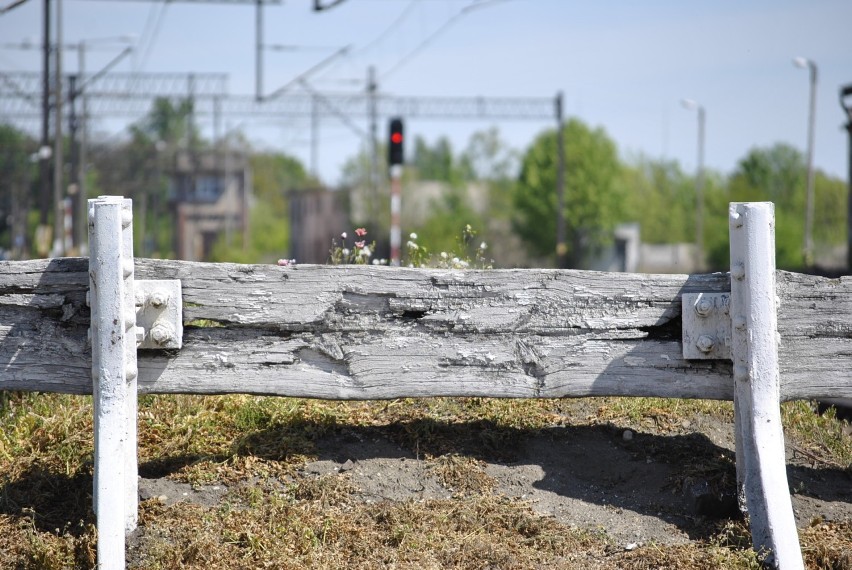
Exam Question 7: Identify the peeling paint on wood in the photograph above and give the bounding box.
[1,258,849,402]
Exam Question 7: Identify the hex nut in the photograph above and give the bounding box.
[149,290,169,309]
[694,296,714,317]
[696,335,716,353]
[150,321,176,347]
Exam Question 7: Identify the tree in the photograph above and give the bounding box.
[412,135,459,185]
[512,118,623,267]
[0,124,35,257]
[728,143,806,268]
[619,157,694,244]
[210,151,315,264]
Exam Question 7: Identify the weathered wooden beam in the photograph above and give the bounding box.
[0,259,850,401]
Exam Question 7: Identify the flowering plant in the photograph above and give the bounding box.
[329,228,381,265]
[324,225,492,269]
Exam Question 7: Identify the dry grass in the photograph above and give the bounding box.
[0,392,849,568]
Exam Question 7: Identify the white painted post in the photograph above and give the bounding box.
[88,196,135,569]
[121,197,139,534]
[729,202,803,569]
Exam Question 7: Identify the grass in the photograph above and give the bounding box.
[0,393,849,568]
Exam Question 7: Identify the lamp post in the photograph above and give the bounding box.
[793,56,818,268]
[681,98,705,271]
[840,84,852,272]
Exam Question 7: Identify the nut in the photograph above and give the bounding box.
[149,290,170,309]
[694,296,713,317]
[150,321,176,347]
[696,335,716,353]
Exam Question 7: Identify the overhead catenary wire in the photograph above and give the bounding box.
[380,0,503,81]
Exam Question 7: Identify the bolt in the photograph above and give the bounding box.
[122,259,134,279]
[125,365,138,381]
[730,211,743,228]
[696,335,716,353]
[149,289,169,309]
[150,321,176,347]
[87,328,92,342]
[733,315,747,330]
[694,296,713,317]
[135,289,146,308]
[87,206,95,224]
[121,208,133,229]
[731,263,745,280]
[86,290,91,307]
[134,326,145,345]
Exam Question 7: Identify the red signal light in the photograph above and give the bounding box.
[391,132,403,144]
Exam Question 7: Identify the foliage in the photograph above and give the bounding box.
[411,186,486,258]
[210,151,314,264]
[513,118,624,266]
[129,97,201,149]
[328,227,376,265]
[0,124,35,255]
[326,224,490,269]
[412,135,461,186]
[727,143,806,269]
[620,157,695,245]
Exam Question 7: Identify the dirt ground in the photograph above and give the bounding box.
[136,400,852,554]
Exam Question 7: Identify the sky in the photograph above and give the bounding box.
[1,0,851,187]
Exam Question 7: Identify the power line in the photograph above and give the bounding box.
[380,1,468,81]
[356,0,419,56]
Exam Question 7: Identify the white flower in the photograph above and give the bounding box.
[341,232,347,239]
[480,242,487,250]
[452,257,460,264]
[460,260,469,268]
[342,248,350,256]
[359,246,372,257]
[440,251,448,259]
[408,263,414,268]
[409,232,418,240]
[407,241,418,250]
[372,258,380,265]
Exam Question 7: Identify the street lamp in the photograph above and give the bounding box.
[793,56,818,268]
[681,98,705,271]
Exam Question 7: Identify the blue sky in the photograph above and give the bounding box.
[1,0,850,186]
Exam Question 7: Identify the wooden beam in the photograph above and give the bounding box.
[0,259,849,401]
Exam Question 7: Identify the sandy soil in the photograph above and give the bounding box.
[137,406,852,551]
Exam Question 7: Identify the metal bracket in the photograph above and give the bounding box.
[682,292,731,360]
[135,280,183,349]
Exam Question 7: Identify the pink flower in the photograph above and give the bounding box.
[355,228,367,237]
[277,259,296,266]
[355,240,366,249]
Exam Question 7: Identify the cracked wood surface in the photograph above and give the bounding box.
[0,258,849,400]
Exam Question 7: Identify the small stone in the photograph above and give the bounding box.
[622,429,634,441]
[157,495,168,503]
[681,420,692,429]
[625,542,638,551]
[339,459,355,472]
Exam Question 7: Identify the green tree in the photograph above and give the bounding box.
[412,135,460,185]
[210,151,314,263]
[0,124,35,256]
[620,157,694,244]
[728,143,806,268]
[512,118,623,267]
